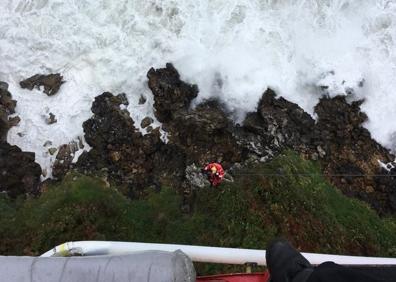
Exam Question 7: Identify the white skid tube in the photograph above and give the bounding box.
[41,241,396,266]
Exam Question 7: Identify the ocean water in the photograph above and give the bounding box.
[1,0,395,176]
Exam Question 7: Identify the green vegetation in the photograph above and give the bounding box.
[1,150,395,274]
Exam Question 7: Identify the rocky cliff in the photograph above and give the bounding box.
[69,64,396,214]
[0,82,41,198]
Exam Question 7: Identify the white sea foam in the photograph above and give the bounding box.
[1,0,396,175]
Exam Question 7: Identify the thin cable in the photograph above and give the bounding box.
[229,173,396,177]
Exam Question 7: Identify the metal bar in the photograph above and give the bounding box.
[41,241,396,266]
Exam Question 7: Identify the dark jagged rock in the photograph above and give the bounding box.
[0,142,42,198]
[141,116,154,128]
[138,94,147,105]
[147,65,271,169]
[48,147,57,155]
[167,100,243,168]
[0,84,42,198]
[234,89,315,166]
[45,112,57,124]
[8,116,20,127]
[256,88,315,150]
[20,73,64,96]
[52,141,79,178]
[147,63,198,122]
[84,92,138,150]
[43,140,52,147]
[312,96,396,214]
[76,92,174,196]
[0,81,8,91]
[0,84,17,141]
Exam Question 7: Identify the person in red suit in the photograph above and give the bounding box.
[203,163,225,187]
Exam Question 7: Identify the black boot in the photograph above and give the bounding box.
[266,239,313,282]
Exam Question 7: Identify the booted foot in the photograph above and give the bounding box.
[266,239,313,282]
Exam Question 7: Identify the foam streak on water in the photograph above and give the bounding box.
[1,0,396,174]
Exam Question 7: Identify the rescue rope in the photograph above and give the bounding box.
[229,173,396,177]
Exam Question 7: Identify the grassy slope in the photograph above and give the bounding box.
[193,152,396,255]
[0,151,395,273]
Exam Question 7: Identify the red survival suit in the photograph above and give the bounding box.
[203,163,225,187]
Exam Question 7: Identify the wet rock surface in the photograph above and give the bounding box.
[167,99,243,168]
[71,64,396,214]
[0,83,17,141]
[141,116,154,128]
[0,83,43,198]
[45,112,57,124]
[75,92,177,196]
[255,88,315,150]
[0,142,42,198]
[0,81,9,91]
[138,94,147,105]
[148,63,198,123]
[20,73,64,96]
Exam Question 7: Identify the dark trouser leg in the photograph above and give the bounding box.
[266,239,313,282]
[307,262,387,282]
[266,239,389,282]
